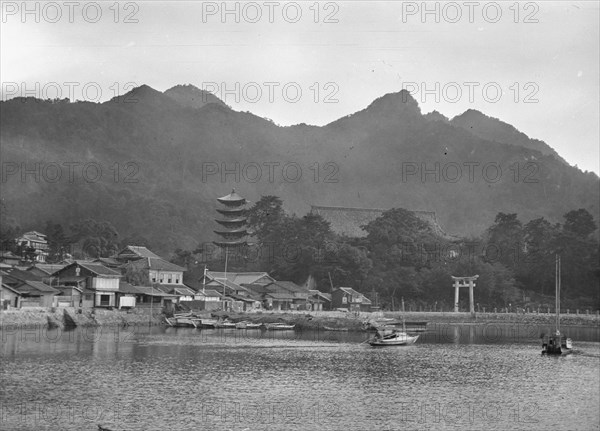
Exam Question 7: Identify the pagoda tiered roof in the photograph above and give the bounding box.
[216,208,246,217]
[213,240,248,248]
[215,218,247,227]
[217,189,247,206]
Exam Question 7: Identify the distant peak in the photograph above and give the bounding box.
[424,110,450,123]
[105,84,166,104]
[164,84,227,109]
[365,90,421,114]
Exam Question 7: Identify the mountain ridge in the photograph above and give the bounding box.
[1,84,597,254]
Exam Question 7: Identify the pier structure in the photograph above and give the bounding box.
[451,275,479,315]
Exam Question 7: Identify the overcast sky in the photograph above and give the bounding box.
[2,1,598,173]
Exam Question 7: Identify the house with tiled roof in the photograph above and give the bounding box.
[1,273,23,309]
[13,280,59,307]
[0,251,21,266]
[114,245,162,262]
[122,257,187,289]
[27,263,67,279]
[50,261,121,308]
[15,231,49,262]
[117,281,178,310]
[331,287,372,312]
[308,289,332,311]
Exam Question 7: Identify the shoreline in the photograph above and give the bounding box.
[1,308,598,330]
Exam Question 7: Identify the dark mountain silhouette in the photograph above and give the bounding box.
[164,84,227,110]
[451,109,566,162]
[1,85,598,254]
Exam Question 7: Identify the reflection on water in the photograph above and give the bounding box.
[1,324,599,430]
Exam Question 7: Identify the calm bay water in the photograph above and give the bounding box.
[1,323,599,431]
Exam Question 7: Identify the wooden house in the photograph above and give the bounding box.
[308,289,332,311]
[15,231,49,262]
[0,251,21,266]
[331,287,372,312]
[13,281,59,307]
[51,261,121,308]
[1,274,23,309]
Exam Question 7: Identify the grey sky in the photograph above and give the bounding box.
[2,1,598,173]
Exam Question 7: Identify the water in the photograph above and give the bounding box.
[1,324,599,431]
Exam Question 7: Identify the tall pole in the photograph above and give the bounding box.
[556,254,560,334]
[223,246,228,310]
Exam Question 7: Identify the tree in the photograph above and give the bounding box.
[246,195,285,239]
[563,208,597,238]
[485,213,523,270]
[44,221,69,262]
[69,219,120,258]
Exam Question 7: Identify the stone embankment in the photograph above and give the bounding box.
[219,310,600,331]
[1,308,598,331]
[0,307,164,329]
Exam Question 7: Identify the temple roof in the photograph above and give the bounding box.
[310,205,454,238]
[217,189,246,205]
[215,218,247,226]
[213,240,248,248]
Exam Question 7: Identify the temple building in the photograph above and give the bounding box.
[213,189,248,249]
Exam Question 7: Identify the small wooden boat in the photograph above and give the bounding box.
[369,329,419,347]
[199,319,219,328]
[369,296,419,346]
[165,313,202,328]
[264,323,296,330]
[323,326,349,331]
[541,255,573,355]
[236,321,262,329]
[215,320,236,329]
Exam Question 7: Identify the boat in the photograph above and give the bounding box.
[165,313,202,328]
[264,323,296,330]
[369,296,419,347]
[199,319,219,329]
[215,320,237,329]
[541,255,573,355]
[235,321,262,329]
[369,329,419,346]
[323,326,349,331]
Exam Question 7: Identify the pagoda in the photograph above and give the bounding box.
[213,189,248,248]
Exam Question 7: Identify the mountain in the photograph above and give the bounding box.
[451,109,566,162]
[1,85,598,254]
[163,84,227,110]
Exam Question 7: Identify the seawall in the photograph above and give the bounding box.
[0,307,164,329]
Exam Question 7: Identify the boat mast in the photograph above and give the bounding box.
[401,296,406,332]
[556,254,561,335]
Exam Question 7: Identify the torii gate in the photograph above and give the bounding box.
[451,275,479,314]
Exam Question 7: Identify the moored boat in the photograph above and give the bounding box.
[323,326,349,331]
[165,313,202,328]
[199,319,219,328]
[369,329,419,347]
[236,321,262,329]
[541,255,573,355]
[264,323,296,330]
[215,320,237,329]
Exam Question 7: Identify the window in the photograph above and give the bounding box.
[152,278,156,283]
[175,278,179,284]
[168,278,172,283]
